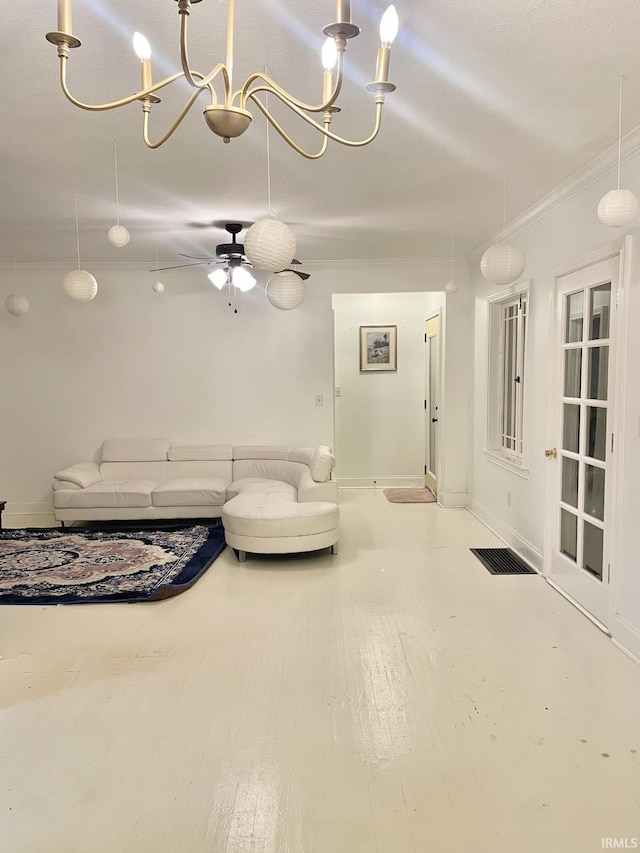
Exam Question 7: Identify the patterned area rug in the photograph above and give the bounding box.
[383,488,436,504]
[0,525,226,605]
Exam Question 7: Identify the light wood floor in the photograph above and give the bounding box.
[2,489,640,852]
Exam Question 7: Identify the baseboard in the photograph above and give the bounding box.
[336,476,424,489]
[2,501,57,529]
[611,614,640,665]
[468,498,543,573]
[437,490,469,508]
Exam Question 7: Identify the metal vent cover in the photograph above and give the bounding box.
[471,548,536,575]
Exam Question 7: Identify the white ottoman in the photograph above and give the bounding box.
[222,492,339,561]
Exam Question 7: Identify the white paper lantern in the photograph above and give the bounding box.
[597,188,639,228]
[5,293,30,316]
[152,280,165,293]
[265,271,305,310]
[480,242,526,285]
[445,279,458,294]
[63,269,98,302]
[245,218,297,272]
[108,224,131,247]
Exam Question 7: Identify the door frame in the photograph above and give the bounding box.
[543,237,631,633]
[425,310,442,496]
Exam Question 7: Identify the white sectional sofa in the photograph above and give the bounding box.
[52,439,339,561]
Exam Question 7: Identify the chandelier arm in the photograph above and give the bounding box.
[59,57,186,111]
[142,85,211,150]
[249,97,330,160]
[248,91,385,149]
[179,11,231,98]
[239,54,344,114]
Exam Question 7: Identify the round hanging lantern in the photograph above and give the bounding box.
[245,218,296,272]
[445,279,458,294]
[480,241,526,285]
[63,269,98,302]
[265,270,305,310]
[107,224,131,247]
[152,280,165,293]
[597,188,639,228]
[5,293,30,316]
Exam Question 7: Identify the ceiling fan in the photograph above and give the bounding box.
[153,222,311,292]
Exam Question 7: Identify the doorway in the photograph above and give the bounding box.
[425,315,440,495]
[545,255,620,629]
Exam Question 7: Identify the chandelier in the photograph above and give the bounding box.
[46,1,399,159]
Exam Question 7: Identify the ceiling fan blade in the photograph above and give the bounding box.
[179,253,220,261]
[282,268,311,280]
[151,261,211,271]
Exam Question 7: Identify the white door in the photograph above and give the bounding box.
[425,316,440,494]
[546,255,619,628]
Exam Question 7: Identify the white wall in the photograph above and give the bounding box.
[332,291,443,487]
[1,258,463,524]
[469,158,640,662]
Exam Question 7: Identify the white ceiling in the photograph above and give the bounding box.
[2,0,640,269]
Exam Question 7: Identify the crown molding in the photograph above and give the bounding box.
[468,124,640,261]
[0,257,469,274]
[299,257,468,272]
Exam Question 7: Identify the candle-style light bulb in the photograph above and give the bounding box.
[379,5,399,46]
[321,38,338,72]
[133,32,153,92]
[133,32,151,60]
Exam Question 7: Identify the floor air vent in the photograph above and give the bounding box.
[471,548,536,575]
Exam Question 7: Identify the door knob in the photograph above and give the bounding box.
[544,448,557,458]
[431,418,438,423]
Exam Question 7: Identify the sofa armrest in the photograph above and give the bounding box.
[53,462,102,489]
[297,469,338,503]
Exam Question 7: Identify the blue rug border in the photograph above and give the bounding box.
[0,524,226,605]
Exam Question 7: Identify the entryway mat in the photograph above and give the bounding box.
[471,547,536,575]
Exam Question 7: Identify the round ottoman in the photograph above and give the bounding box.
[222,492,339,561]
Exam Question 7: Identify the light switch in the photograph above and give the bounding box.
[315,394,324,407]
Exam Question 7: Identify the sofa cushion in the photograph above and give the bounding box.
[53,462,102,488]
[53,480,157,509]
[222,494,339,538]
[310,446,335,482]
[226,478,297,501]
[152,478,228,507]
[233,446,291,461]
[168,445,233,462]
[101,439,170,462]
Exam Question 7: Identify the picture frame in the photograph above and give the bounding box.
[359,325,397,371]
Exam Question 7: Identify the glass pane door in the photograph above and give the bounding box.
[548,254,617,630]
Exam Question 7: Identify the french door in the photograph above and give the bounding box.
[546,256,619,628]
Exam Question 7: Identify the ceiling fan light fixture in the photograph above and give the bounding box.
[245,218,296,272]
[208,268,228,290]
[232,265,257,292]
[266,270,306,311]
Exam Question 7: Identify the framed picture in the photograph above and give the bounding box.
[359,325,397,371]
